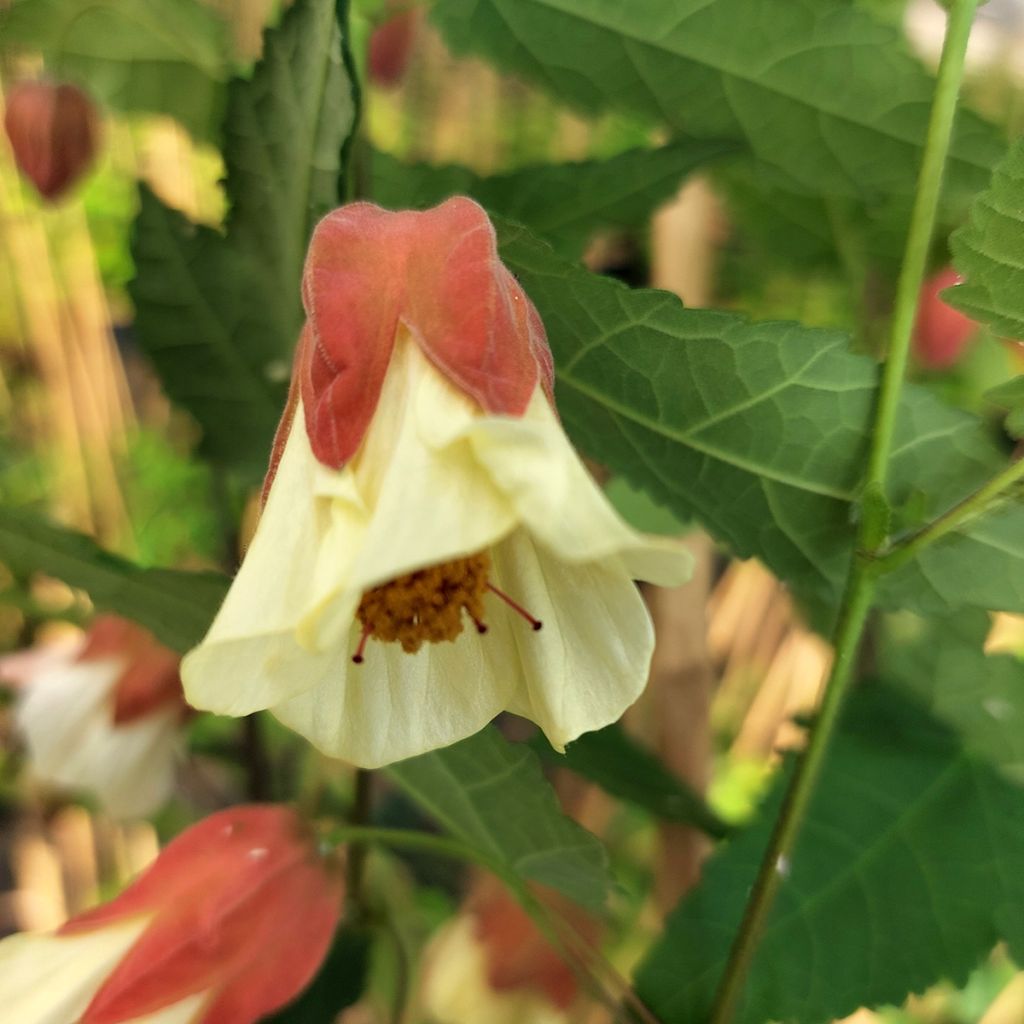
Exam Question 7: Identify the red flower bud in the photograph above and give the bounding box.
[59,805,344,1023]
[368,6,421,88]
[3,80,100,201]
[913,266,978,369]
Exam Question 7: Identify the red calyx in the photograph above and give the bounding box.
[4,80,100,201]
[63,805,344,1024]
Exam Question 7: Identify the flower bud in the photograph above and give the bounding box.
[913,266,978,369]
[0,805,344,1023]
[368,4,421,88]
[3,80,100,201]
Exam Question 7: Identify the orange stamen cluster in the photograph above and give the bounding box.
[356,552,492,655]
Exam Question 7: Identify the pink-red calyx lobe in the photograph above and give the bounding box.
[268,198,554,484]
[63,805,343,1024]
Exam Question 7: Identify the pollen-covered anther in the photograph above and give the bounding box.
[356,552,492,655]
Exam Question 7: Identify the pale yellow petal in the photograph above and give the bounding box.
[425,386,692,586]
[270,605,519,768]
[131,990,211,1023]
[491,530,655,751]
[0,918,147,1024]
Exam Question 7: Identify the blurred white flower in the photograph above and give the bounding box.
[0,616,187,818]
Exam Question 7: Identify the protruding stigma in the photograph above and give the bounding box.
[486,583,543,631]
[352,624,372,664]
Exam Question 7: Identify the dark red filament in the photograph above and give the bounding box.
[486,583,543,631]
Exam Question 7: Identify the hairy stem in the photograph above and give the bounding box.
[707,4,978,1022]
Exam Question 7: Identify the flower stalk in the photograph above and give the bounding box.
[707,3,980,1021]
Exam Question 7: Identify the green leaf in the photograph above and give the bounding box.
[604,477,689,536]
[536,725,730,838]
[881,609,1024,781]
[0,0,230,140]
[265,927,370,1023]
[0,507,228,652]
[369,140,736,259]
[430,0,1003,204]
[223,0,358,330]
[949,138,1024,341]
[129,191,290,475]
[129,0,357,474]
[387,726,611,911]
[495,217,1024,626]
[634,685,1024,1024]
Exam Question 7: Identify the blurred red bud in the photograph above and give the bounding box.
[3,80,100,201]
[368,5,421,87]
[62,805,344,1023]
[913,266,978,369]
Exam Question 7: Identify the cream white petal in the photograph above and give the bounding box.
[16,659,181,819]
[423,386,692,587]
[491,530,655,752]
[0,918,147,1024]
[131,990,211,1023]
[184,335,519,719]
[270,604,520,768]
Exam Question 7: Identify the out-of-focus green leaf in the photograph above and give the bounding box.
[634,685,1024,1024]
[129,192,289,476]
[430,0,1003,205]
[881,609,1024,781]
[604,477,689,536]
[265,928,371,1023]
[495,217,1024,626]
[0,0,230,140]
[536,725,730,838]
[948,138,1024,341]
[0,507,228,652]
[388,726,611,911]
[129,0,357,475]
[369,140,736,259]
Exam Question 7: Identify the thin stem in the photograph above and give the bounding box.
[707,4,979,1022]
[862,0,979,508]
[242,714,271,801]
[707,562,876,1024]
[345,768,375,915]
[872,453,1024,576]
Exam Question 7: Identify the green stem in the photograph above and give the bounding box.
[345,768,375,917]
[872,453,1024,576]
[707,4,978,1022]
[862,0,979,505]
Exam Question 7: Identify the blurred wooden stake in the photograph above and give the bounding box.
[640,179,723,909]
[645,536,716,909]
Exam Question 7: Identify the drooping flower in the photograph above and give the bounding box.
[3,80,100,201]
[422,875,598,1024]
[0,804,343,1024]
[182,198,692,767]
[0,616,187,818]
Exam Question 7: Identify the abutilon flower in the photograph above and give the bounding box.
[422,875,597,1024]
[182,197,692,767]
[0,616,187,818]
[0,804,343,1023]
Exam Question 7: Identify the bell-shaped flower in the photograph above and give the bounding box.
[0,616,187,818]
[422,875,597,1024]
[182,198,692,767]
[0,804,343,1023]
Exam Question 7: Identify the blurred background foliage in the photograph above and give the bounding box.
[1,0,1024,1022]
